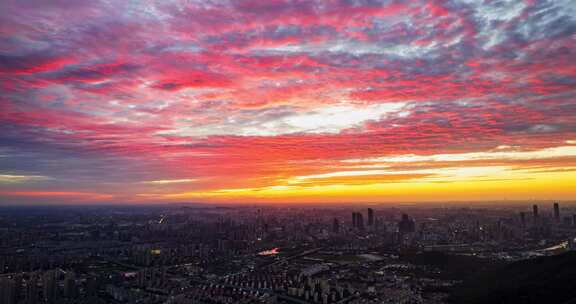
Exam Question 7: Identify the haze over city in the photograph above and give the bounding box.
[1,0,575,205]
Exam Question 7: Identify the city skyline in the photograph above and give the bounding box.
[0,202,575,303]
[1,0,576,205]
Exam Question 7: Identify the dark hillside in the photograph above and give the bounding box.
[451,251,576,304]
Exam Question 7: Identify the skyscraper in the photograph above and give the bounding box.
[357,213,365,230]
[553,203,560,221]
[332,218,340,234]
[351,212,357,229]
[367,208,374,226]
[532,204,539,220]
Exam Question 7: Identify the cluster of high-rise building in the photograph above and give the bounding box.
[349,208,377,231]
[526,202,573,226]
[351,212,364,230]
[0,271,82,304]
[0,203,574,304]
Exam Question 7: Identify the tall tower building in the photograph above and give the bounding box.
[553,203,560,221]
[357,213,364,230]
[532,205,539,220]
[332,218,340,234]
[351,212,357,229]
[367,208,374,226]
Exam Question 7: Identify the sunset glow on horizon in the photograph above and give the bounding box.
[1,0,576,204]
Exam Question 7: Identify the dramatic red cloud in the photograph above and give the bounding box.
[1,0,575,204]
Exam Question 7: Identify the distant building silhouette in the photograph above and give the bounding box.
[553,203,560,221]
[332,218,340,234]
[398,214,415,234]
[367,208,374,226]
[351,212,365,230]
[357,213,364,230]
[520,212,526,227]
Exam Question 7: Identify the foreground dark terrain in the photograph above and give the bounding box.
[451,251,576,304]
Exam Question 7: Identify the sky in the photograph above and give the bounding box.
[1,0,576,205]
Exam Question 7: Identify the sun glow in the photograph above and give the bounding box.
[156,145,576,203]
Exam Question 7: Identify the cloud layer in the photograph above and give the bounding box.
[1,0,575,204]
